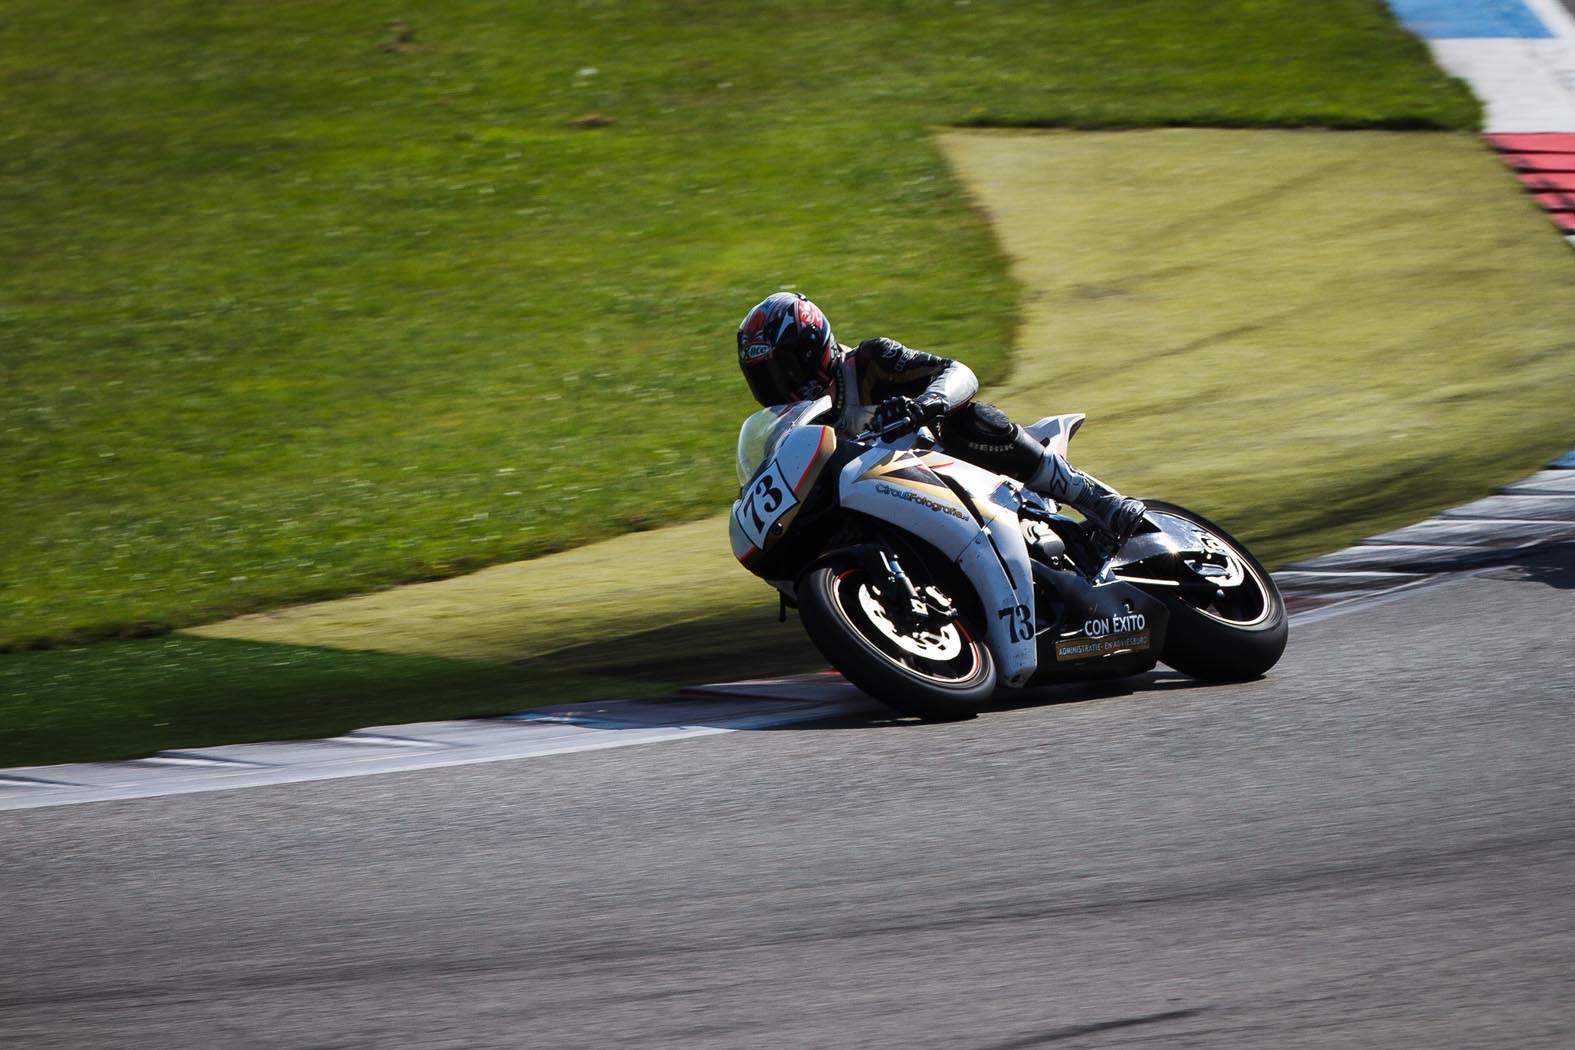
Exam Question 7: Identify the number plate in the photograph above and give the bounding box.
[734,460,799,549]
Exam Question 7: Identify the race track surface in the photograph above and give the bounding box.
[4,546,1573,1049]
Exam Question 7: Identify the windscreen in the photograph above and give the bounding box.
[734,397,831,485]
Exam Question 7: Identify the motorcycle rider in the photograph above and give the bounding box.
[736,291,1146,541]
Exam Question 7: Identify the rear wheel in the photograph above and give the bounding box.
[1136,501,1287,681]
[797,550,996,721]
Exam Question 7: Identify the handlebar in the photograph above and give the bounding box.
[854,417,924,443]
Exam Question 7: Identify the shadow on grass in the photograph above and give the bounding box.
[0,606,828,767]
[522,606,828,684]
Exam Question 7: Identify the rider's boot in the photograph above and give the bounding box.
[1025,450,1146,543]
[939,402,1145,542]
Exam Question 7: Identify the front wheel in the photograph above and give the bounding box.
[796,551,996,721]
[1137,501,1287,681]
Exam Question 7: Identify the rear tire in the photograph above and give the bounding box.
[1140,501,1287,682]
[797,552,996,721]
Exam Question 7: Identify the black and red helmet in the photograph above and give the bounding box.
[736,292,839,407]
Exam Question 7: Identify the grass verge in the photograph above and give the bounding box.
[3,0,1475,650]
[0,3,1513,766]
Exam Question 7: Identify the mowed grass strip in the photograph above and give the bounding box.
[943,128,1575,567]
[2,1,1475,651]
[190,515,760,663]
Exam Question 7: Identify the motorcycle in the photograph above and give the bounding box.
[729,396,1287,720]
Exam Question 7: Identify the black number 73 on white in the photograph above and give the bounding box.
[735,461,799,549]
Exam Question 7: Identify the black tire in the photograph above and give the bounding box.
[796,551,996,721]
[1140,501,1287,682]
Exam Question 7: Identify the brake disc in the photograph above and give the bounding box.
[855,584,963,660]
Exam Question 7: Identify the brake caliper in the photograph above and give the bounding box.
[855,544,956,634]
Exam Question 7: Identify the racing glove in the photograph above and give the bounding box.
[871,394,947,436]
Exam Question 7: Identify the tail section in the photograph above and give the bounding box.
[1023,413,1085,459]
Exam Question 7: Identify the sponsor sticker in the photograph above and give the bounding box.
[1054,631,1152,662]
[1082,613,1146,638]
[875,481,969,521]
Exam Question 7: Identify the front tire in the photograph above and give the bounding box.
[1139,501,1287,681]
[796,552,996,721]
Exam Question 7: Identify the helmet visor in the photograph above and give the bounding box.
[741,339,830,406]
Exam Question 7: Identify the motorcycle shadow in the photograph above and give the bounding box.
[1475,539,1575,590]
[983,669,1215,714]
[522,668,1226,735]
[750,668,1220,731]
[521,609,1224,731]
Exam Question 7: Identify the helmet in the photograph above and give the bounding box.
[736,292,839,407]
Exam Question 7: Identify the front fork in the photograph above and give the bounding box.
[828,522,1038,686]
[851,542,959,634]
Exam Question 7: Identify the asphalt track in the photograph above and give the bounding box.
[4,545,1572,1049]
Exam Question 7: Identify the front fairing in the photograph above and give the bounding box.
[730,397,839,568]
[837,443,1040,687]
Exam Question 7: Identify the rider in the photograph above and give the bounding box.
[736,291,1146,541]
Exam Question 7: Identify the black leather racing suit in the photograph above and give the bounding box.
[832,337,1045,482]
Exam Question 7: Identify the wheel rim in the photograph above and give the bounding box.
[1152,512,1275,627]
[832,571,982,684]
[855,583,964,660]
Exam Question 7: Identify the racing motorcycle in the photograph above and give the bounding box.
[729,396,1287,720]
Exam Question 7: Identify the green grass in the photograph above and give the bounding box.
[1,0,1477,651]
[163,125,1575,784]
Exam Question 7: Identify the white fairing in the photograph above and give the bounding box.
[838,446,1039,687]
[1024,413,1085,460]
